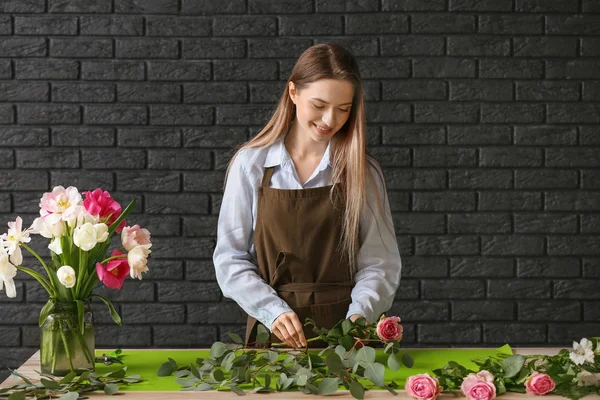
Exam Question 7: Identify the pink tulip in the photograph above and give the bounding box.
[405,373,443,400]
[121,225,151,251]
[376,315,403,342]
[83,188,125,233]
[525,372,556,396]
[96,250,129,290]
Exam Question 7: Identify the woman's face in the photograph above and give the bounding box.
[289,78,355,143]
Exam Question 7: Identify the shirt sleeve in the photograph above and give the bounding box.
[213,151,293,332]
[346,159,402,323]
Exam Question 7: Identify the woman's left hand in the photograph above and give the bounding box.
[349,314,366,323]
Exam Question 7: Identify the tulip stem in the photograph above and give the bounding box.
[21,243,56,292]
[99,254,127,264]
[14,265,55,297]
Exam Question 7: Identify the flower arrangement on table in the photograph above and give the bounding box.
[0,185,152,377]
[406,337,600,400]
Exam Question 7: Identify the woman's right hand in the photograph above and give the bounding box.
[271,311,307,348]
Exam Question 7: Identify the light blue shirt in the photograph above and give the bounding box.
[213,135,402,331]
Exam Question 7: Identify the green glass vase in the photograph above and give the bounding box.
[40,301,95,376]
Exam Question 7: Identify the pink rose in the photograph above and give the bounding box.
[376,315,403,342]
[96,250,129,290]
[461,371,496,400]
[82,188,125,233]
[525,372,555,396]
[121,225,151,251]
[405,373,442,400]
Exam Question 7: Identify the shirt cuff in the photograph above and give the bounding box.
[259,302,294,332]
[346,303,374,324]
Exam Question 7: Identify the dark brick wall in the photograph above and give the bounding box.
[1,0,600,382]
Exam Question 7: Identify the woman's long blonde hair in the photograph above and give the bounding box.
[225,42,392,274]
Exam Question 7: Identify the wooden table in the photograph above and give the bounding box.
[1,348,597,399]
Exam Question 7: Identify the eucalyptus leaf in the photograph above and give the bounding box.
[40,378,60,390]
[211,369,225,382]
[104,383,119,395]
[58,371,76,385]
[60,392,80,400]
[210,342,227,358]
[318,378,339,395]
[364,362,386,387]
[387,352,401,371]
[338,335,354,351]
[195,383,214,391]
[350,380,365,400]
[355,346,376,364]
[230,385,246,396]
[325,352,344,374]
[223,351,236,372]
[342,319,354,335]
[8,392,25,400]
[402,353,414,368]
[256,332,269,344]
[228,332,243,344]
[157,361,176,376]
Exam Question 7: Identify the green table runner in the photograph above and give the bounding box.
[94,345,513,392]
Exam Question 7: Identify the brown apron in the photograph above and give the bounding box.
[244,166,355,347]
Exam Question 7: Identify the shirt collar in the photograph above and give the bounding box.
[264,135,332,173]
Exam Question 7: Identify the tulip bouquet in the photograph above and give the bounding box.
[405,337,600,400]
[0,185,152,376]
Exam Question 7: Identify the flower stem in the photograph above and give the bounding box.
[20,243,57,293]
[58,320,75,372]
[14,265,55,297]
[99,254,127,264]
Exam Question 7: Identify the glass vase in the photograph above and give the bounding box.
[40,301,95,376]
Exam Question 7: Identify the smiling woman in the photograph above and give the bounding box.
[213,43,402,350]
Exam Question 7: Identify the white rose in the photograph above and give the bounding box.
[128,244,151,280]
[57,265,76,289]
[73,223,97,251]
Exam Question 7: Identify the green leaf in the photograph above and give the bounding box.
[318,378,339,395]
[60,392,80,400]
[92,294,122,325]
[265,373,271,389]
[230,385,246,396]
[342,319,353,335]
[502,355,525,379]
[387,353,401,371]
[402,353,414,368]
[40,378,60,389]
[228,332,243,344]
[8,392,25,400]
[210,342,227,358]
[58,371,77,385]
[355,346,376,364]
[384,342,395,354]
[338,335,354,351]
[296,374,308,386]
[364,362,386,387]
[195,383,214,391]
[157,361,176,376]
[107,368,127,379]
[104,383,119,395]
[211,369,225,382]
[75,299,86,336]
[325,353,344,374]
[350,380,365,400]
[223,351,236,372]
[257,332,269,344]
[38,299,55,327]
[335,345,347,360]
[107,197,136,235]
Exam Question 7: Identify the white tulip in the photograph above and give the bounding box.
[48,237,62,255]
[73,223,98,251]
[0,250,17,298]
[63,205,98,229]
[128,244,151,280]
[94,223,109,243]
[57,265,76,289]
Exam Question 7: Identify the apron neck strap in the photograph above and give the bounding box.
[261,167,275,188]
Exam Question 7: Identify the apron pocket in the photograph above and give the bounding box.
[270,250,288,284]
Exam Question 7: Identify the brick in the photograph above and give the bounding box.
[51,171,114,191]
[583,214,600,231]
[52,127,114,146]
[413,192,476,212]
[547,148,600,167]
[488,279,551,299]
[549,237,600,256]
[147,16,210,36]
[316,0,378,12]
[80,15,143,36]
[453,301,514,321]
[183,171,225,192]
[0,15,10,34]
[390,301,449,321]
[0,105,14,124]
[188,303,246,324]
[346,14,407,34]
[145,193,210,214]
[519,301,581,321]
[143,260,184,280]
[448,36,510,56]
[402,257,448,278]
[248,38,313,58]
[549,324,600,344]
[384,169,447,190]
[449,213,511,233]
[214,16,276,36]
[150,105,212,125]
[49,0,111,12]
[158,282,221,302]
[584,302,600,321]
[50,38,112,58]
[549,104,600,123]
[383,80,446,101]
[117,83,180,103]
[118,128,180,147]
[0,60,10,78]
[518,258,580,278]
[114,0,178,13]
[1,38,46,56]
[95,281,154,302]
[381,36,444,56]
[152,237,214,258]
[563,61,600,79]
[182,0,245,13]
[450,0,512,11]
[414,147,476,167]
[186,260,216,281]
[480,191,542,211]
[514,37,577,57]
[0,193,11,212]
[481,104,544,123]
[583,259,600,278]
[480,59,544,79]
[581,126,600,145]
[84,105,146,125]
[0,0,45,12]
[368,147,410,167]
[555,280,600,299]
[365,103,411,123]
[419,323,481,344]
[314,37,379,57]
[515,213,577,234]
[0,327,20,347]
[213,60,277,80]
[19,104,79,125]
[148,61,210,81]
[0,304,42,324]
[153,326,217,346]
[382,0,445,10]
[423,280,485,299]
[516,0,578,12]
[546,192,600,211]
[116,171,179,192]
[392,213,445,234]
[132,215,180,236]
[515,126,577,145]
[0,82,48,102]
[183,38,246,59]
[415,104,478,123]
[279,15,343,35]
[16,149,79,169]
[82,61,144,81]
[122,304,185,324]
[82,149,145,169]
[184,83,246,103]
[547,15,600,35]
[583,82,600,101]
[116,39,178,59]
[484,323,546,344]
[0,149,13,168]
[216,105,275,125]
[479,15,543,34]
[53,83,115,103]
[482,235,545,256]
[450,258,514,278]
[182,215,218,236]
[450,80,513,101]
[360,58,410,78]
[249,0,311,13]
[583,172,600,189]
[416,236,479,256]
[382,125,445,145]
[95,326,151,347]
[412,14,475,33]
[448,126,511,145]
[15,16,77,35]
[480,148,542,167]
